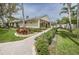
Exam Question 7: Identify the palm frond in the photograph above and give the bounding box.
[59,10,68,15]
[71,5,77,9]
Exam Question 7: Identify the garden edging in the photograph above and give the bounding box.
[32,27,53,55]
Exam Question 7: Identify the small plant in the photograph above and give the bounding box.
[16,27,30,35]
[35,38,49,55]
[45,31,53,44]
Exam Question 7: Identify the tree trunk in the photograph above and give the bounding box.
[67,3,72,32]
[22,3,25,28]
[77,4,79,29]
[77,3,79,39]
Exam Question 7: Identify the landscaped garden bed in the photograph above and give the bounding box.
[15,27,46,37]
[29,28,44,33]
[0,27,47,43]
[35,28,56,55]
[16,28,44,35]
[35,28,79,55]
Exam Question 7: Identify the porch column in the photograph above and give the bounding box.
[38,19,40,28]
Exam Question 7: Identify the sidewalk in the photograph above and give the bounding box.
[0,27,52,55]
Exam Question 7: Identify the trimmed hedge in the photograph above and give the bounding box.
[35,38,49,55]
[29,28,42,33]
[35,28,56,55]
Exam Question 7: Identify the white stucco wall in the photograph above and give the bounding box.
[25,20,40,28]
[56,24,77,29]
[18,20,40,28]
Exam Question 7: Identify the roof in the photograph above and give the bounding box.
[11,15,49,23]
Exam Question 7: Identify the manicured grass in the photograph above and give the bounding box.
[0,28,25,43]
[73,29,79,40]
[55,29,79,55]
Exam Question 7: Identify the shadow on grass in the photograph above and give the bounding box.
[0,28,9,34]
[57,29,79,46]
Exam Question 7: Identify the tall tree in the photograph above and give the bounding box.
[60,4,77,16]
[60,3,77,32]
[67,3,72,32]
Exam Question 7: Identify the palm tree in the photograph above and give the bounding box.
[67,3,72,32]
[60,4,77,16]
[60,3,76,32]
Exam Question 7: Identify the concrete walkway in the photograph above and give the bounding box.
[0,28,52,55]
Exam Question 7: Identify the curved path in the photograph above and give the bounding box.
[0,28,52,55]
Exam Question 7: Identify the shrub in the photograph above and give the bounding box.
[45,31,53,44]
[35,28,56,55]
[35,38,49,55]
[16,27,30,35]
[43,29,55,44]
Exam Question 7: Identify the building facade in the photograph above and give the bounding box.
[10,16,51,29]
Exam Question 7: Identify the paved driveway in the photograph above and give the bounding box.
[0,28,52,55]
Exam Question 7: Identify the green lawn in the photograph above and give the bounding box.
[0,28,25,43]
[55,29,79,55]
[73,29,79,40]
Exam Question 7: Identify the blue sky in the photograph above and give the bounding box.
[16,3,66,21]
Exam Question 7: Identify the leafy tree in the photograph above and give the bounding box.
[0,3,21,28]
[58,17,77,24]
[6,3,21,28]
[71,16,77,24]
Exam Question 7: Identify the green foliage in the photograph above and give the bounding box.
[35,28,55,55]
[0,3,20,27]
[44,30,54,44]
[61,17,69,24]
[58,16,77,24]
[73,29,79,39]
[56,29,79,54]
[35,38,49,55]
[60,4,77,16]
[29,28,42,33]
[57,17,69,24]
[71,16,77,24]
